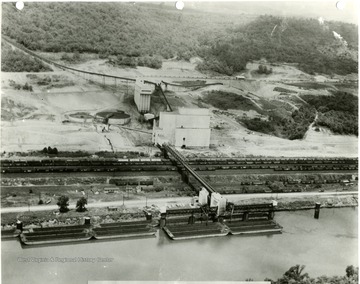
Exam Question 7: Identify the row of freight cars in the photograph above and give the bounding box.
[192,164,358,171]
[0,158,167,168]
[1,165,177,174]
[236,178,356,186]
[1,157,357,168]
[1,164,357,174]
[1,158,357,174]
[188,158,358,165]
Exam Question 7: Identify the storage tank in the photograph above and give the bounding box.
[108,112,131,125]
[95,110,131,125]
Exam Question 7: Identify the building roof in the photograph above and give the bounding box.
[160,108,210,116]
[178,108,209,116]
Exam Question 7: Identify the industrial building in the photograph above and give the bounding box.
[199,188,209,205]
[152,108,211,148]
[134,79,153,113]
[210,192,227,215]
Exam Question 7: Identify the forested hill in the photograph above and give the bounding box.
[1,2,252,59]
[197,15,358,75]
[1,2,358,76]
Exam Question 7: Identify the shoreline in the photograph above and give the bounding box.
[1,197,357,232]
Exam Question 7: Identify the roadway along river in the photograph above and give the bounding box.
[1,207,357,284]
[1,191,357,213]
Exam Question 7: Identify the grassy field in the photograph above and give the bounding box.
[201,90,262,112]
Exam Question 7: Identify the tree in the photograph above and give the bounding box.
[76,197,87,212]
[72,51,80,61]
[61,53,71,62]
[279,265,310,284]
[346,265,356,278]
[57,195,69,213]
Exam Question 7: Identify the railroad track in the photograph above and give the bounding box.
[0,157,357,174]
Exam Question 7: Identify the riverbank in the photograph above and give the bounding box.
[1,206,158,231]
[233,194,358,211]
[1,193,357,230]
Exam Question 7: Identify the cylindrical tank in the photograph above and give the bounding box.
[108,113,131,125]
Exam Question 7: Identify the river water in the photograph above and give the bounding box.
[1,207,357,283]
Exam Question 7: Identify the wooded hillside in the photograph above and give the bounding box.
[1,2,358,75]
[1,2,250,59]
[197,15,358,75]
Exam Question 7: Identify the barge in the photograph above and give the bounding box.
[1,228,20,240]
[225,219,283,235]
[93,220,156,240]
[19,221,156,245]
[163,222,229,240]
[20,224,92,245]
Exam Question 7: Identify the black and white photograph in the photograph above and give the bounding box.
[0,1,358,283]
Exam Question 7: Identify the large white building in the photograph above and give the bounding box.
[199,187,209,205]
[152,108,211,148]
[134,79,153,113]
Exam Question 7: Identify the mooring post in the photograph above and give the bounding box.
[314,202,321,219]
[145,211,152,221]
[159,211,166,228]
[16,220,23,232]
[269,200,277,220]
[188,215,195,224]
[84,217,91,225]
